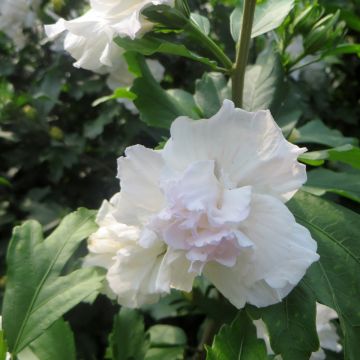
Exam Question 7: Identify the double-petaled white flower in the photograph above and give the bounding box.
[85,100,319,308]
[44,0,174,71]
[0,0,40,50]
[254,303,342,359]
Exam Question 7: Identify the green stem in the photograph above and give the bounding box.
[232,0,257,108]
[187,21,233,71]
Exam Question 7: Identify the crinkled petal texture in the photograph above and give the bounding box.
[44,0,174,71]
[85,100,319,309]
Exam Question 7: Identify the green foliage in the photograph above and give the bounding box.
[194,72,231,118]
[0,0,359,358]
[109,308,149,360]
[19,319,76,360]
[249,284,319,360]
[206,311,269,360]
[2,209,103,355]
[128,53,200,128]
[230,0,295,41]
[305,168,360,203]
[243,47,283,111]
[288,192,360,360]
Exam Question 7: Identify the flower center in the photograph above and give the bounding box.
[149,160,254,273]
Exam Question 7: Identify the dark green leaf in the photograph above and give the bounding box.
[115,36,217,69]
[249,284,319,360]
[2,209,103,354]
[194,72,231,118]
[294,119,357,147]
[110,308,149,360]
[206,311,269,360]
[303,168,360,203]
[288,192,360,360]
[129,53,200,128]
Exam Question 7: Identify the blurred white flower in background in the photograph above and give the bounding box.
[85,100,319,308]
[254,303,342,359]
[44,0,174,71]
[0,0,40,50]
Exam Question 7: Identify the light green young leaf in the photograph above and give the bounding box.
[230,0,295,41]
[2,209,103,355]
[249,284,319,360]
[300,145,360,168]
[288,191,360,360]
[294,119,358,147]
[18,319,76,360]
[243,47,283,112]
[303,168,360,203]
[110,308,149,360]
[206,311,269,360]
[190,13,211,35]
[194,72,231,118]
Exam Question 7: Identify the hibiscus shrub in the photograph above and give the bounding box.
[0,0,360,359]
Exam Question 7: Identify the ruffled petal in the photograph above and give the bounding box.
[204,194,319,308]
[163,100,306,202]
[115,145,165,226]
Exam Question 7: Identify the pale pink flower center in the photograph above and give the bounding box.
[149,160,254,273]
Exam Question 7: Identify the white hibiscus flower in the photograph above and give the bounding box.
[0,0,40,50]
[44,0,174,71]
[85,100,319,308]
[254,303,342,359]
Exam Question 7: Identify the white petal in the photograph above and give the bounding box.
[163,100,306,202]
[115,145,165,226]
[204,194,319,308]
[156,248,196,293]
[107,240,167,308]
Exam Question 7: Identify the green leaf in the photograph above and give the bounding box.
[249,284,319,360]
[288,191,360,360]
[190,13,211,35]
[2,209,103,355]
[147,325,187,347]
[206,311,269,360]
[145,325,187,360]
[323,43,360,57]
[303,168,360,203]
[115,36,217,69]
[145,347,184,360]
[129,53,200,128]
[230,0,295,41]
[243,48,283,112]
[300,145,360,168]
[92,88,137,107]
[194,72,231,118]
[110,308,149,360]
[294,119,357,147]
[18,319,76,360]
[0,177,11,187]
[0,325,7,360]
